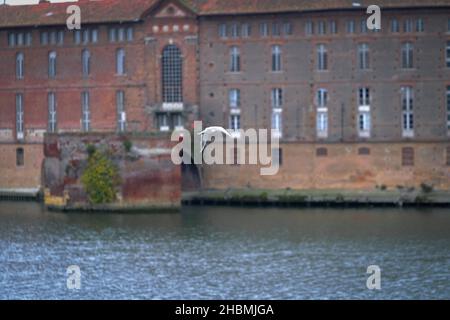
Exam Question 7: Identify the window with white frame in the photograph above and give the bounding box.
[329,21,337,34]
[48,92,57,133]
[272,23,281,37]
[271,88,283,138]
[157,114,169,132]
[271,45,282,72]
[16,93,24,140]
[16,52,24,79]
[447,86,450,131]
[283,22,293,36]
[346,20,355,33]
[317,21,326,35]
[391,19,400,33]
[162,44,183,103]
[218,24,227,38]
[172,113,183,130]
[402,42,414,69]
[360,19,368,33]
[446,41,450,68]
[401,86,414,136]
[229,89,240,108]
[229,89,241,132]
[116,48,125,75]
[305,21,314,35]
[116,90,126,132]
[242,23,251,38]
[260,22,269,37]
[81,91,90,132]
[229,46,240,72]
[82,49,90,77]
[358,88,371,137]
[416,19,424,32]
[48,51,56,79]
[358,43,370,70]
[317,44,328,71]
[316,89,328,138]
[404,19,413,32]
[230,23,240,38]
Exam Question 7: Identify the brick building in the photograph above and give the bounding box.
[1,0,450,194]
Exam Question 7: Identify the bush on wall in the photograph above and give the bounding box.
[81,150,120,205]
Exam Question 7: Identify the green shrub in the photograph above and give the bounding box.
[81,151,120,205]
[86,144,96,157]
[123,139,133,153]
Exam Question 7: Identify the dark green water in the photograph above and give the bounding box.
[0,201,449,299]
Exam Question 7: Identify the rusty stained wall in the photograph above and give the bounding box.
[43,133,181,208]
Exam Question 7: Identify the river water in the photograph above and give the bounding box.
[0,201,449,300]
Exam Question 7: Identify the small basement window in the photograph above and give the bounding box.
[358,147,371,156]
[16,148,24,166]
[402,147,414,166]
[316,147,328,157]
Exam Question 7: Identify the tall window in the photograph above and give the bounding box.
[272,23,281,37]
[218,24,227,38]
[316,89,328,138]
[305,21,314,35]
[317,44,327,71]
[48,92,57,133]
[162,45,183,103]
[358,43,370,70]
[229,46,240,72]
[271,88,283,138]
[404,19,413,32]
[16,93,24,140]
[271,45,282,72]
[116,48,125,75]
[260,22,269,37]
[329,21,337,34]
[391,19,399,33]
[346,20,355,33]
[229,89,241,131]
[16,52,24,79]
[360,19,368,33]
[229,89,240,108]
[48,51,56,78]
[74,30,81,44]
[230,23,240,38]
[283,22,293,36]
[416,19,424,32]
[358,88,371,137]
[401,86,414,137]
[16,148,24,167]
[82,49,90,77]
[81,92,90,132]
[447,86,450,131]
[446,41,450,68]
[242,24,251,38]
[402,42,414,69]
[116,91,126,132]
[317,21,326,35]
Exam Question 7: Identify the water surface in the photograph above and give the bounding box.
[0,202,449,299]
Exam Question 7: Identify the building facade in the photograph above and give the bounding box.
[1,0,450,194]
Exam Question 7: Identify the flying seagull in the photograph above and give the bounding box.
[198,126,234,153]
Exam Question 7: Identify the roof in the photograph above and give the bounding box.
[0,0,448,29]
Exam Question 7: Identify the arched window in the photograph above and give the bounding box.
[162,45,183,103]
[229,46,240,72]
[48,51,56,78]
[82,49,90,77]
[16,52,24,79]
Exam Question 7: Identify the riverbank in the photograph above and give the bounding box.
[182,188,450,207]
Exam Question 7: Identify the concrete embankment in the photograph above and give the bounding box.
[182,188,450,207]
